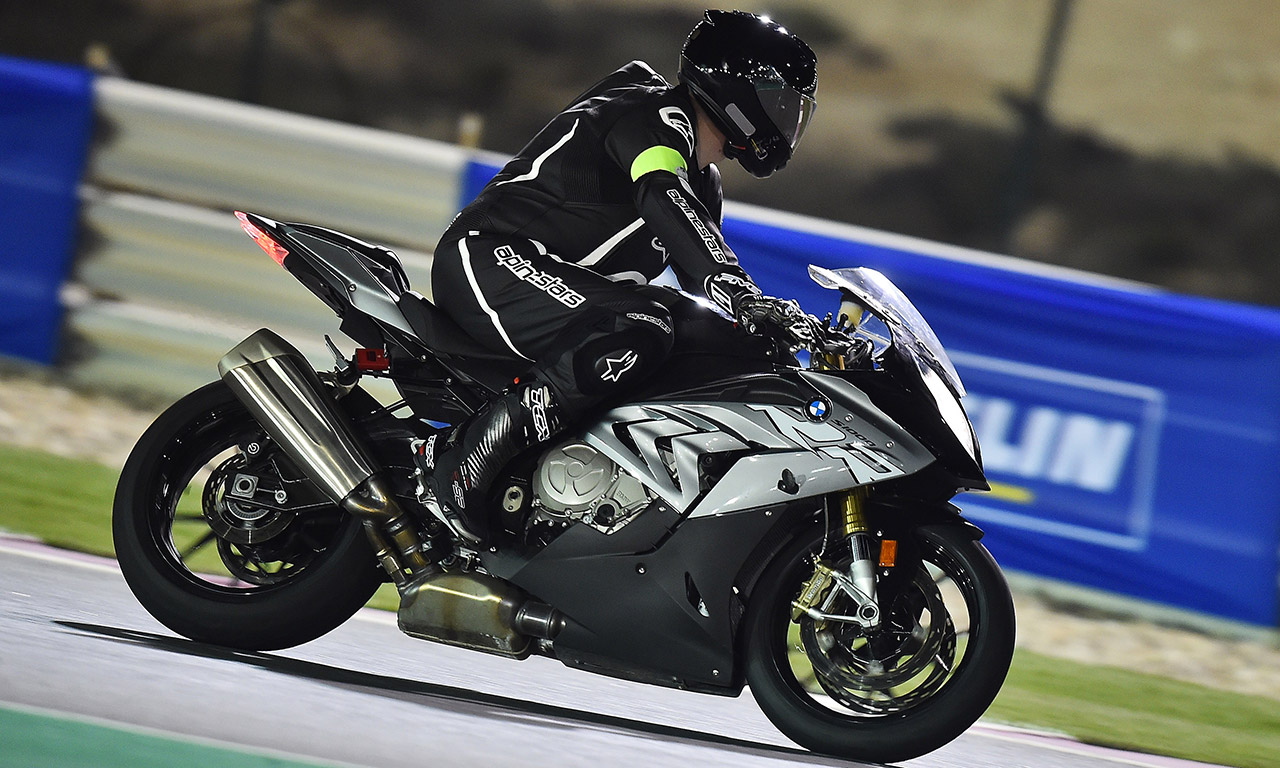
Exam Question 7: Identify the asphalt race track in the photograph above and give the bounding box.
[0,540,1224,768]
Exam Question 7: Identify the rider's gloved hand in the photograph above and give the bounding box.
[735,294,824,349]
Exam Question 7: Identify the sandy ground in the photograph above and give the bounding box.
[591,0,1280,167]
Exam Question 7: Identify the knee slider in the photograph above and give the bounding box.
[572,303,673,396]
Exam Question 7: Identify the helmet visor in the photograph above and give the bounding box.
[753,77,816,151]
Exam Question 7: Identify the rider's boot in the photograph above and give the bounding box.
[420,380,564,543]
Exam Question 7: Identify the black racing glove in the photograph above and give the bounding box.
[735,294,823,349]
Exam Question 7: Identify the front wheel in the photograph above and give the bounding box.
[113,381,385,651]
[744,522,1015,763]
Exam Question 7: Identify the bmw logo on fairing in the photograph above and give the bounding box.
[805,398,830,421]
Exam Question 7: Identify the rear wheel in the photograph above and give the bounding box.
[113,381,384,651]
[744,522,1015,763]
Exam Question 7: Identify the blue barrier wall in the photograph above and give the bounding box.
[463,159,1280,625]
[0,57,95,364]
[732,210,1280,626]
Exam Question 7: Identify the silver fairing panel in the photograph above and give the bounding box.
[289,230,416,336]
[582,377,934,519]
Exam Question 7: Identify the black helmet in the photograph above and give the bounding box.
[679,10,817,178]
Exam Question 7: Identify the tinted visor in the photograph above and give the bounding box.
[754,77,816,151]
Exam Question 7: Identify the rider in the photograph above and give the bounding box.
[423,9,820,542]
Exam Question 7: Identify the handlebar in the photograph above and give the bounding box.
[805,320,874,370]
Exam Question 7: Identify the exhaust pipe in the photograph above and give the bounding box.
[218,329,430,583]
[218,330,568,653]
[397,571,565,659]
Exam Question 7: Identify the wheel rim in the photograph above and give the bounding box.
[146,399,347,595]
[775,532,981,719]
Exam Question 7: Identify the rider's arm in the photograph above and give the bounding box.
[635,170,762,313]
[604,105,761,315]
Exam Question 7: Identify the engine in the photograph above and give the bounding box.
[528,441,652,535]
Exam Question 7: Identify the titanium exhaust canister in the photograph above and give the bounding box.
[217,328,430,582]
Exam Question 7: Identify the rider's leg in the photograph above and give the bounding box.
[425,235,674,542]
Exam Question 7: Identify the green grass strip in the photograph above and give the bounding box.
[3,443,1279,766]
[989,648,1280,768]
[0,443,121,557]
[0,705,335,768]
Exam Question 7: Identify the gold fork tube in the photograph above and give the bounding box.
[838,487,870,537]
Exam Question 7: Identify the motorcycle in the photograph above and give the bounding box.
[113,210,1014,763]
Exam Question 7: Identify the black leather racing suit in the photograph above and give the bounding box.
[431,61,762,417]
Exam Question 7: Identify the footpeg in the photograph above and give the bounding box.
[410,438,481,543]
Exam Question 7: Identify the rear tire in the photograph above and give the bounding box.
[744,522,1015,763]
[113,381,384,651]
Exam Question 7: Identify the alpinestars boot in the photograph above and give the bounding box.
[420,381,563,543]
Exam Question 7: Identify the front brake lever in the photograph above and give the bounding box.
[843,337,873,367]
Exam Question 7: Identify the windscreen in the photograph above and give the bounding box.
[808,265,967,397]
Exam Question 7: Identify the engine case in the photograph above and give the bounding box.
[531,441,652,534]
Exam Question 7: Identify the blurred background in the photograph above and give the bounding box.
[3,4,1280,765]
[5,0,1280,305]
[4,0,1280,620]
[3,0,1280,628]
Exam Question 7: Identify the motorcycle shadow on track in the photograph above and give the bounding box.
[53,620,871,767]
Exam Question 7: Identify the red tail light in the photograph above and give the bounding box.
[235,211,289,267]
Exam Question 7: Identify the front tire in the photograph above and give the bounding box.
[744,522,1015,763]
[113,381,384,651]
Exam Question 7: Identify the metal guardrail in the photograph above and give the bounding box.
[89,77,465,251]
[66,78,458,400]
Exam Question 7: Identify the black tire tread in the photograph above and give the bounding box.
[744,523,1016,763]
[112,381,385,651]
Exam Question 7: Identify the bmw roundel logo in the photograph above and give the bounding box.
[805,398,831,421]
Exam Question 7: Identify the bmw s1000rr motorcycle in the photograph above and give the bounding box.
[113,211,1014,763]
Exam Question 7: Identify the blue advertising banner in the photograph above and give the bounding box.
[462,159,1280,626]
[0,57,95,364]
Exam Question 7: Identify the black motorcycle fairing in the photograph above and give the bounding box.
[240,215,404,298]
[482,501,804,693]
[272,235,349,318]
[285,230,412,328]
[487,498,682,568]
[240,216,434,358]
[644,371,819,409]
[287,222,410,296]
[818,363,987,491]
[240,216,353,313]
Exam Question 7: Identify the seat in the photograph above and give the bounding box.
[397,291,525,388]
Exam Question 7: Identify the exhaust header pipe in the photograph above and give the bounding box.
[218,329,429,582]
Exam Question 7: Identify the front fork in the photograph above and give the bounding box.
[792,488,886,629]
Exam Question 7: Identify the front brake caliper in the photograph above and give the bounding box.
[791,559,837,621]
